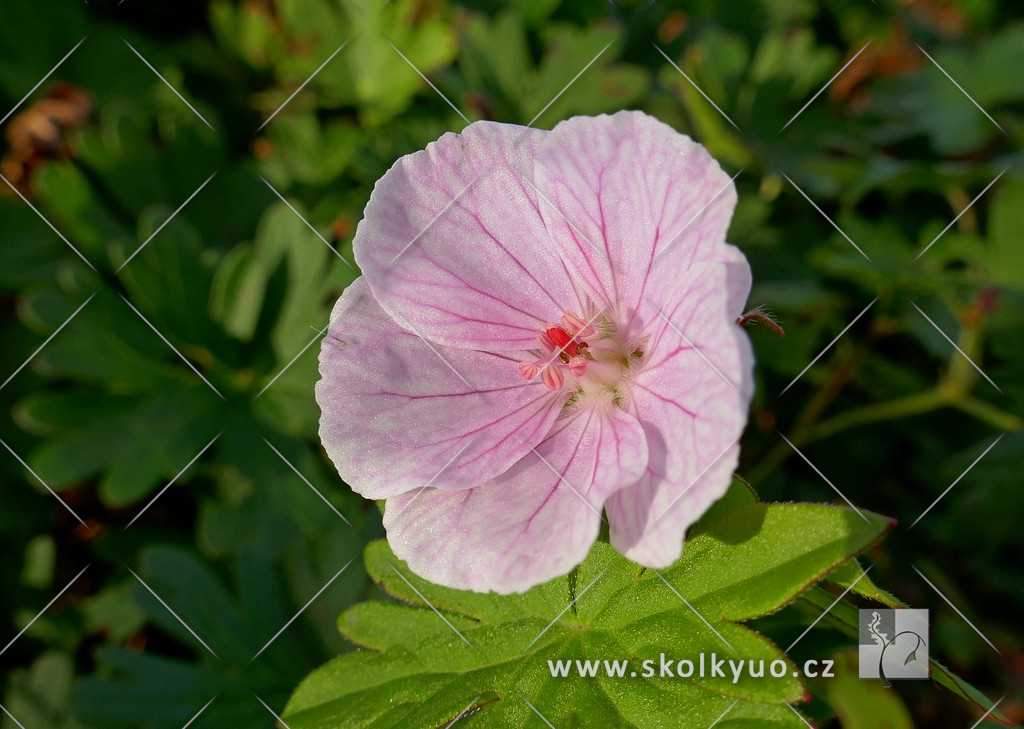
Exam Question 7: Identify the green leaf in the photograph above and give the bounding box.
[2,651,86,729]
[817,652,914,729]
[690,474,759,533]
[73,544,358,729]
[661,503,894,622]
[284,502,891,728]
[827,560,906,609]
[457,11,648,127]
[800,587,1010,724]
[987,175,1024,289]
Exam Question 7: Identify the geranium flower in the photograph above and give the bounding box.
[317,111,753,594]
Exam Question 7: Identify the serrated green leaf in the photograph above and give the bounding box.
[800,587,1010,724]
[691,475,759,533]
[286,502,891,728]
[827,560,906,609]
[662,503,894,621]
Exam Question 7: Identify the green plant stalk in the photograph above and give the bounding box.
[801,389,952,443]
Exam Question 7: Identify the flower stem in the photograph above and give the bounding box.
[800,388,953,443]
[953,396,1023,432]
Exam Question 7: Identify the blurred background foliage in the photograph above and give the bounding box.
[0,0,1021,726]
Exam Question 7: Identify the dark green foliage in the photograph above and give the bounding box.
[1,0,1021,726]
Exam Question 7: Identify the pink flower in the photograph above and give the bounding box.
[317,111,753,594]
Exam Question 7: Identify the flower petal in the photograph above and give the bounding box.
[534,110,737,335]
[383,403,648,594]
[355,121,577,351]
[316,278,564,499]
[607,259,754,566]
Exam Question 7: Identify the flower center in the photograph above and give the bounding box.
[517,311,641,401]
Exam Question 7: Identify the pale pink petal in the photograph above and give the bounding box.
[534,110,737,336]
[720,241,753,323]
[384,404,648,594]
[316,278,564,500]
[607,258,754,566]
[355,121,580,351]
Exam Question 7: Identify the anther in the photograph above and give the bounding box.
[567,355,587,377]
[541,365,565,391]
[518,361,538,381]
[562,311,596,337]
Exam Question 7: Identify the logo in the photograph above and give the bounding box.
[858,609,929,684]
